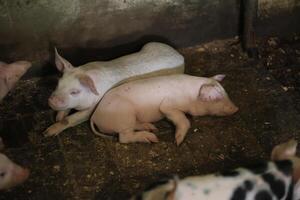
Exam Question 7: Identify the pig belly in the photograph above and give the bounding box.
[135,106,164,123]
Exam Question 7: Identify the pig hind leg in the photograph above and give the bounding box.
[105,98,159,144]
[119,129,159,144]
[135,122,158,133]
[160,106,191,145]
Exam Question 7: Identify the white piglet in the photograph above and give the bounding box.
[0,61,32,102]
[0,61,31,189]
[0,153,29,190]
[90,74,238,145]
[45,42,184,136]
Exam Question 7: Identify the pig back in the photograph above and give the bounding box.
[101,42,185,88]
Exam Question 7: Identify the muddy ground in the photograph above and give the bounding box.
[0,35,300,199]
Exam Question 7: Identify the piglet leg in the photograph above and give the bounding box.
[160,107,190,146]
[119,130,159,144]
[56,109,71,122]
[43,108,93,137]
[135,122,159,133]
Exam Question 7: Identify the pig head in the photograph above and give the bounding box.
[0,154,29,190]
[192,74,238,116]
[48,49,100,111]
[0,61,32,102]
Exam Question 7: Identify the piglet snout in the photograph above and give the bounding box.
[13,167,29,184]
[48,95,66,110]
[218,104,239,116]
[229,105,239,114]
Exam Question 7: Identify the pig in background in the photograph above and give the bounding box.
[131,139,300,200]
[0,61,32,102]
[90,74,238,145]
[0,138,29,190]
[44,42,185,137]
[0,153,29,190]
[0,61,31,189]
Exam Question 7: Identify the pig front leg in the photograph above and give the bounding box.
[56,109,71,122]
[160,103,191,146]
[43,108,93,137]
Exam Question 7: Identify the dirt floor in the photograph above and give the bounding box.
[0,35,300,199]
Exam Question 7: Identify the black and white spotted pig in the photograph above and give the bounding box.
[131,139,300,200]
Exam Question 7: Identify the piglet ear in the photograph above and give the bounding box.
[211,74,226,82]
[198,84,224,101]
[54,48,73,73]
[271,139,297,161]
[77,74,99,95]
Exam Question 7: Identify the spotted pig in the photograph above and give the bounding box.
[131,139,300,200]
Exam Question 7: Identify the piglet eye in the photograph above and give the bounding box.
[70,90,81,96]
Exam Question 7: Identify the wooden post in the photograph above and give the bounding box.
[242,0,259,59]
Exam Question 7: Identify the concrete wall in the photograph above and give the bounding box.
[0,0,299,77]
[257,0,300,36]
[259,0,300,16]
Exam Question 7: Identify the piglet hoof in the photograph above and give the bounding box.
[136,131,158,143]
[43,123,65,137]
[149,126,159,133]
[175,134,186,146]
[143,123,159,133]
[135,123,159,133]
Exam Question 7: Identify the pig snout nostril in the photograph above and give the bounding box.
[22,169,30,179]
[15,168,30,183]
[49,96,64,105]
[232,106,239,113]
